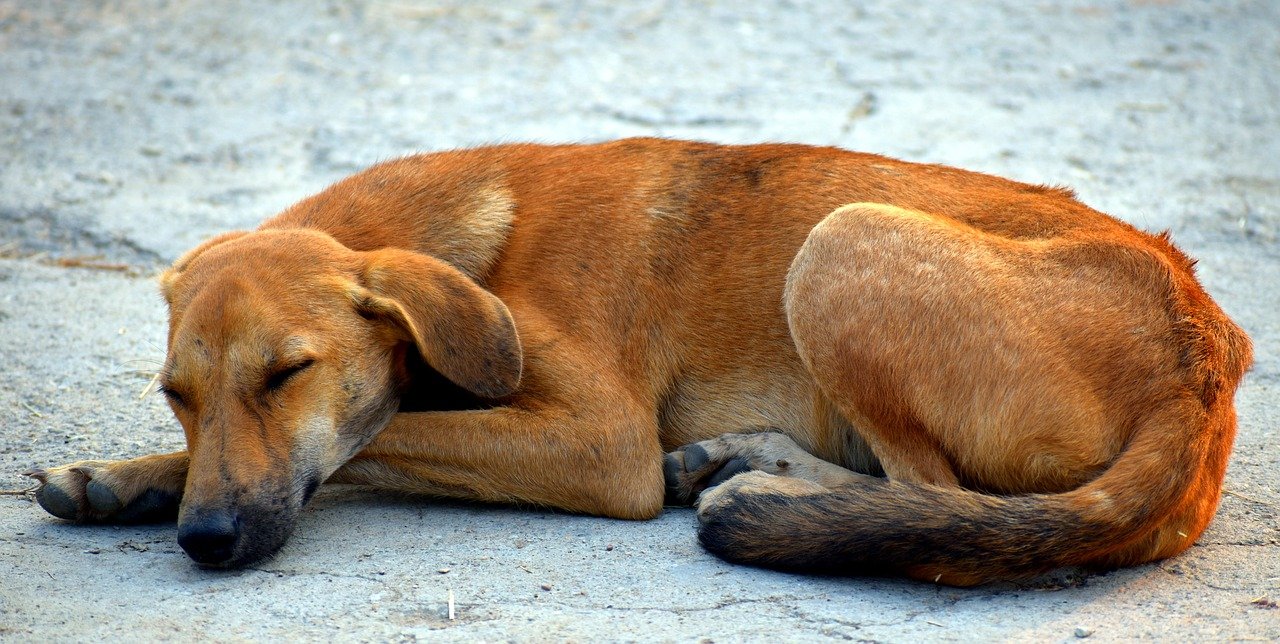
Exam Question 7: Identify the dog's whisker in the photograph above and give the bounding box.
[119,357,165,367]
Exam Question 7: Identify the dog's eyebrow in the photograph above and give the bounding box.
[263,338,316,369]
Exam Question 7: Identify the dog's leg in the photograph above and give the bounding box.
[695,470,833,516]
[781,202,1197,492]
[664,431,872,505]
[26,451,188,523]
[329,406,667,520]
[782,203,995,488]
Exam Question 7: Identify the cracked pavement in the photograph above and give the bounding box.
[1,0,1278,640]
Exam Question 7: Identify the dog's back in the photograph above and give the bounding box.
[268,138,1190,455]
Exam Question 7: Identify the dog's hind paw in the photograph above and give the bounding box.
[24,458,182,524]
[696,470,828,521]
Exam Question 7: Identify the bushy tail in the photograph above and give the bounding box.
[699,476,1088,585]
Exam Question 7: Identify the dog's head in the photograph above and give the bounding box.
[156,229,522,566]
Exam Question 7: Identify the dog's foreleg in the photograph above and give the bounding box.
[328,406,666,520]
[26,451,189,523]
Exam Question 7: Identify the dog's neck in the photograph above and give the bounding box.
[263,155,516,283]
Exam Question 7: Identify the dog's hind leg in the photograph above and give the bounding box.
[782,202,1054,488]
[668,203,986,501]
[783,205,977,487]
[781,202,1179,492]
[26,451,188,523]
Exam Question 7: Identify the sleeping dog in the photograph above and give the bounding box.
[28,138,1251,585]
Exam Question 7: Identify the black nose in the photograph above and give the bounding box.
[177,509,240,565]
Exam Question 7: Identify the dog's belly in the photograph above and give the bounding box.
[657,372,881,474]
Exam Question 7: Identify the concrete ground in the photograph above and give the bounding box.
[1,0,1277,640]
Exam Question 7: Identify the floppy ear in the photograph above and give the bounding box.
[355,248,523,399]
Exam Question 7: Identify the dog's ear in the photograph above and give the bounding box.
[159,230,251,304]
[354,248,523,399]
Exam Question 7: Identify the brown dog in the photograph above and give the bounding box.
[27,139,1251,585]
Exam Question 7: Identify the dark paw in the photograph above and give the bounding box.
[31,475,81,521]
[114,488,181,523]
[85,479,122,514]
[25,465,180,524]
[664,445,757,506]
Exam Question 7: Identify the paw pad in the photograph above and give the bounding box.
[664,440,762,506]
[34,482,80,521]
[85,479,123,514]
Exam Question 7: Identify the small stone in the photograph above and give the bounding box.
[605,544,614,551]
[1074,627,1093,638]
[540,583,552,591]
[84,547,101,554]
[437,568,450,574]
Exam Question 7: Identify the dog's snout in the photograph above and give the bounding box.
[177,509,240,565]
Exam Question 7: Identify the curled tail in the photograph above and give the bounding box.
[700,293,1252,586]
[698,402,1211,585]
[699,477,1086,585]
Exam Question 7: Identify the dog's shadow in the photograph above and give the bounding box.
[288,485,1107,591]
[19,483,1115,599]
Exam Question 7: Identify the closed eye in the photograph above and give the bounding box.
[157,383,186,407]
[265,359,315,393]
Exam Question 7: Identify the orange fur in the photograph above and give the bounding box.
[30,139,1250,579]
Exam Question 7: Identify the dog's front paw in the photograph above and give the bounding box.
[25,459,181,524]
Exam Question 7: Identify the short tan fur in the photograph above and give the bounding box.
[30,139,1250,584]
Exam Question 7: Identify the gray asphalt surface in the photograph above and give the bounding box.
[2,0,1278,640]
